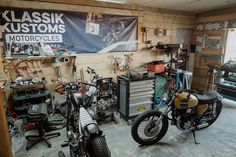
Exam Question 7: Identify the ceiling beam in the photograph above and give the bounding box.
[197,5,236,17]
[31,0,143,11]
[30,0,194,15]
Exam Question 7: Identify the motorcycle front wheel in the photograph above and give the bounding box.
[87,136,111,157]
[131,110,169,146]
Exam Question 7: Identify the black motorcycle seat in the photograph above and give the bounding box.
[193,91,220,104]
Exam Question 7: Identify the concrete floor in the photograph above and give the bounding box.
[15,99,236,157]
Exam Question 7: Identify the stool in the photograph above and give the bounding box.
[26,103,60,150]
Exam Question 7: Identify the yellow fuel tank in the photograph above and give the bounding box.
[174,92,198,109]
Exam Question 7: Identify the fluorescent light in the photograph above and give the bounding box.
[96,0,127,4]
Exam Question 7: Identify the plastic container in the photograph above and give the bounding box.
[148,61,165,73]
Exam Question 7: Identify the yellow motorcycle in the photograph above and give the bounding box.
[131,77,222,145]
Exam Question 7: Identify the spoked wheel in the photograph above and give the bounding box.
[197,101,222,130]
[131,110,169,146]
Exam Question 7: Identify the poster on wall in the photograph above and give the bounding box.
[205,36,221,49]
[0,7,138,55]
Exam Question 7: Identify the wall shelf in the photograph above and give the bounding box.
[4,55,76,60]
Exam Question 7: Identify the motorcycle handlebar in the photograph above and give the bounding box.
[63,81,96,91]
[87,67,96,74]
[78,82,96,87]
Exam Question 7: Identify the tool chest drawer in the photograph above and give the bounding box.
[117,75,155,120]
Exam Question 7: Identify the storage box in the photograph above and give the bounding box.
[148,61,165,73]
[117,75,155,120]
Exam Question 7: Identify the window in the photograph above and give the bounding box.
[224,29,236,63]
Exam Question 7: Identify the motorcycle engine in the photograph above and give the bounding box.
[174,92,199,130]
[175,107,198,130]
[87,99,114,120]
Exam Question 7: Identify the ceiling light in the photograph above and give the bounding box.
[96,0,127,4]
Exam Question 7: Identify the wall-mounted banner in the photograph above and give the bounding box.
[1,8,138,53]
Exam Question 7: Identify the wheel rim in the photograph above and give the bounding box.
[137,115,163,141]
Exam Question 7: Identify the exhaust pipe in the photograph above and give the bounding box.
[197,123,209,129]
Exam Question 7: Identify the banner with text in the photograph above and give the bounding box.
[1,8,138,53]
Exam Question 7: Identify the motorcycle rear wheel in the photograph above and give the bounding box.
[131,110,169,146]
[198,101,222,130]
[87,136,111,157]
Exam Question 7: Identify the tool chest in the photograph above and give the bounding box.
[117,75,155,120]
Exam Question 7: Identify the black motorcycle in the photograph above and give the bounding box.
[58,82,111,157]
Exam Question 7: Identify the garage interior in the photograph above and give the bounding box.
[1,0,236,157]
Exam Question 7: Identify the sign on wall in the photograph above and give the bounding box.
[1,8,138,53]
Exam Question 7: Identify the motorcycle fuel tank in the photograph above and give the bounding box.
[174,92,198,109]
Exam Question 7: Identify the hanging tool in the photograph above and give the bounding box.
[12,59,26,77]
[80,68,84,82]
[71,57,77,80]
[25,61,39,77]
[35,60,44,76]
[3,64,13,82]
[53,58,62,84]
[18,66,31,78]
[31,60,43,75]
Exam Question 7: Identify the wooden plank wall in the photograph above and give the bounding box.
[0,0,195,85]
[192,7,236,90]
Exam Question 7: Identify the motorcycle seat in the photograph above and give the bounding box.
[193,91,220,104]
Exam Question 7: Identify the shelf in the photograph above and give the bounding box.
[13,90,50,101]
[4,55,76,60]
[12,83,47,90]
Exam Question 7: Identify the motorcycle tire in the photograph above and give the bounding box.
[131,110,169,146]
[198,101,222,130]
[88,136,111,157]
[69,144,77,157]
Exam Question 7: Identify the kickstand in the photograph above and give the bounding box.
[192,130,200,145]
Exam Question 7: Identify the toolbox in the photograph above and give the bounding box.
[117,75,155,120]
[147,60,165,73]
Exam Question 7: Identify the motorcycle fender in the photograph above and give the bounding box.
[85,123,102,136]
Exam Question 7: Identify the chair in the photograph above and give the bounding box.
[25,103,60,150]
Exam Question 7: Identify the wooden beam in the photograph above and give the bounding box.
[197,6,236,18]
[0,88,13,157]
[33,0,143,11]
[0,0,195,17]
[0,0,143,16]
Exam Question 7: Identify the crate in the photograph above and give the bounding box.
[147,61,165,73]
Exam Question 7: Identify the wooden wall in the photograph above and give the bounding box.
[0,0,195,85]
[192,7,236,90]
